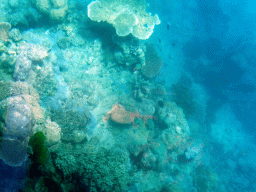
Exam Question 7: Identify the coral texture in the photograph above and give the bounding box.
[141,44,162,78]
[0,95,33,166]
[0,22,11,42]
[4,96,33,139]
[0,81,45,167]
[87,0,160,40]
[53,148,131,191]
[32,0,68,22]
[0,137,29,167]
[103,102,140,124]
[43,117,61,146]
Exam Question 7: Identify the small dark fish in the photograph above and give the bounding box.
[167,23,170,30]
[159,39,161,43]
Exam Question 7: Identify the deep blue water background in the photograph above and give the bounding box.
[150,0,256,190]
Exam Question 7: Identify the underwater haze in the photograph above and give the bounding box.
[0,0,256,191]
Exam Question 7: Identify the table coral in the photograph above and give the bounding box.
[141,44,163,78]
[87,0,160,40]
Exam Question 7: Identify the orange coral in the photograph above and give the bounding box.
[103,103,140,124]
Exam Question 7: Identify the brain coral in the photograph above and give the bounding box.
[87,0,160,40]
[4,96,33,139]
[0,82,45,167]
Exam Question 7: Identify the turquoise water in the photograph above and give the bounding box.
[0,0,256,191]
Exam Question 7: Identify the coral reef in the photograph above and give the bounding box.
[0,40,16,80]
[192,165,218,192]
[0,3,223,191]
[0,81,11,101]
[0,95,33,166]
[87,0,160,39]
[42,117,61,146]
[156,101,190,154]
[0,81,45,167]
[4,96,33,139]
[141,44,163,78]
[53,148,132,191]
[48,101,92,142]
[133,170,162,192]
[31,0,68,22]
[0,22,11,42]
[8,28,22,42]
[0,137,30,167]
[113,36,145,68]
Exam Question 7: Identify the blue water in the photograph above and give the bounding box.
[1,0,256,191]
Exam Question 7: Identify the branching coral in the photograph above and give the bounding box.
[53,148,132,191]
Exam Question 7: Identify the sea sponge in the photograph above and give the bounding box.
[103,103,140,124]
[87,0,160,40]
